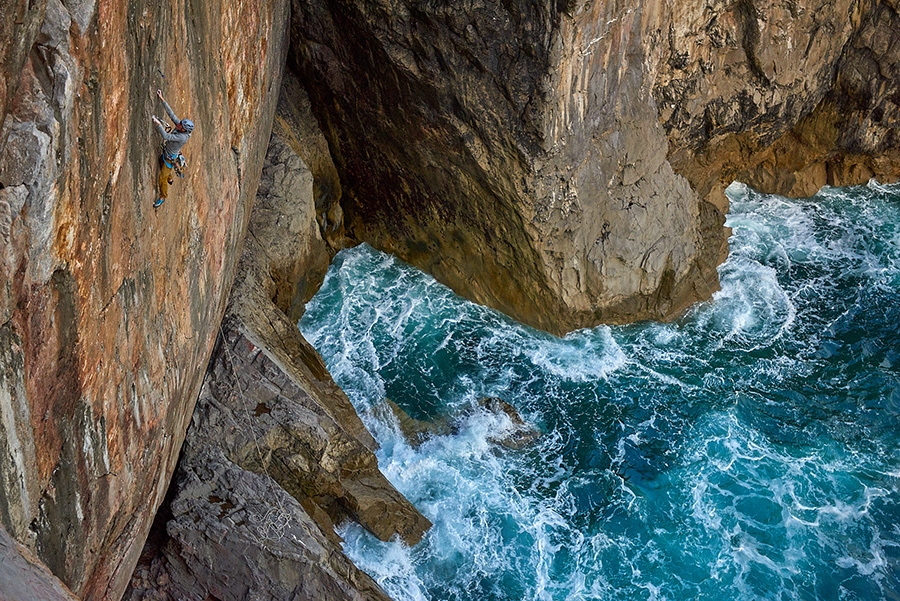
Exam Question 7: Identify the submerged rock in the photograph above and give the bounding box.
[379,399,453,447]
[382,396,541,451]
[478,397,542,451]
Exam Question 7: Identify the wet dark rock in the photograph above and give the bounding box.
[382,396,541,451]
[478,397,542,451]
[379,399,453,447]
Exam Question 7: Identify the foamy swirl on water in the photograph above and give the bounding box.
[300,181,900,600]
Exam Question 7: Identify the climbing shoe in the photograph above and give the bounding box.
[154,198,165,208]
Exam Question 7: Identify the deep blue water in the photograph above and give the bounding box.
[299,182,900,601]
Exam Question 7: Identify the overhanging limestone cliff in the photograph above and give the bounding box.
[654,0,900,209]
[290,0,728,335]
[0,0,290,598]
[291,0,900,335]
[3,1,900,599]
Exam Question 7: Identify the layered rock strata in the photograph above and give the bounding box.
[125,318,415,601]
[0,0,290,598]
[126,108,430,600]
[291,0,900,335]
[3,2,899,600]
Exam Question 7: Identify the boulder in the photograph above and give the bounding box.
[478,397,542,451]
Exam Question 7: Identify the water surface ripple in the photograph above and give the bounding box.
[299,182,900,600]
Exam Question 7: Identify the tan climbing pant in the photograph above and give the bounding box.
[158,155,174,199]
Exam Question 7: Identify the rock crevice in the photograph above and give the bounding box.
[126,89,430,600]
[2,2,899,600]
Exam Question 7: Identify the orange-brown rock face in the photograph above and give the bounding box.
[0,0,289,599]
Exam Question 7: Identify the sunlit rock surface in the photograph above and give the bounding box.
[2,1,899,599]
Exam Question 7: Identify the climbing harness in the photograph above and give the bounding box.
[161,123,188,178]
[174,153,187,178]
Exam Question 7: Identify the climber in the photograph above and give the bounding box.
[151,89,194,208]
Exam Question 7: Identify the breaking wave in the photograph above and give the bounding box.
[299,181,900,600]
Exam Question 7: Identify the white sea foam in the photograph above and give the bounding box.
[299,186,900,600]
[524,326,627,383]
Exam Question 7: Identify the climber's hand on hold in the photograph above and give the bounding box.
[156,89,165,103]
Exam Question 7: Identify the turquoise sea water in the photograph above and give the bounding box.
[298,182,900,601]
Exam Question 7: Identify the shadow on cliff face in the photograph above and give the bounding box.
[289,0,729,335]
[3,1,900,600]
[289,0,900,337]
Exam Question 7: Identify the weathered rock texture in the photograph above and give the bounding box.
[0,523,80,601]
[4,1,900,599]
[655,0,900,208]
[227,123,429,547]
[126,121,429,601]
[274,71,348,264]
[126,443,393,601]
[0,0,48,128]
[0,0,290,598]
[291,0,900,334]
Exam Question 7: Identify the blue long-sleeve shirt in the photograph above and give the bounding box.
[155,99,191,160]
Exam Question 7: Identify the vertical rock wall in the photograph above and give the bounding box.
[291,0,900,335]
[0,0,290,598]
[290,0,726,335]
[2,1,899,598]
[0,0,48,128]
[655,0,900,205]
[127,99,428,601]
